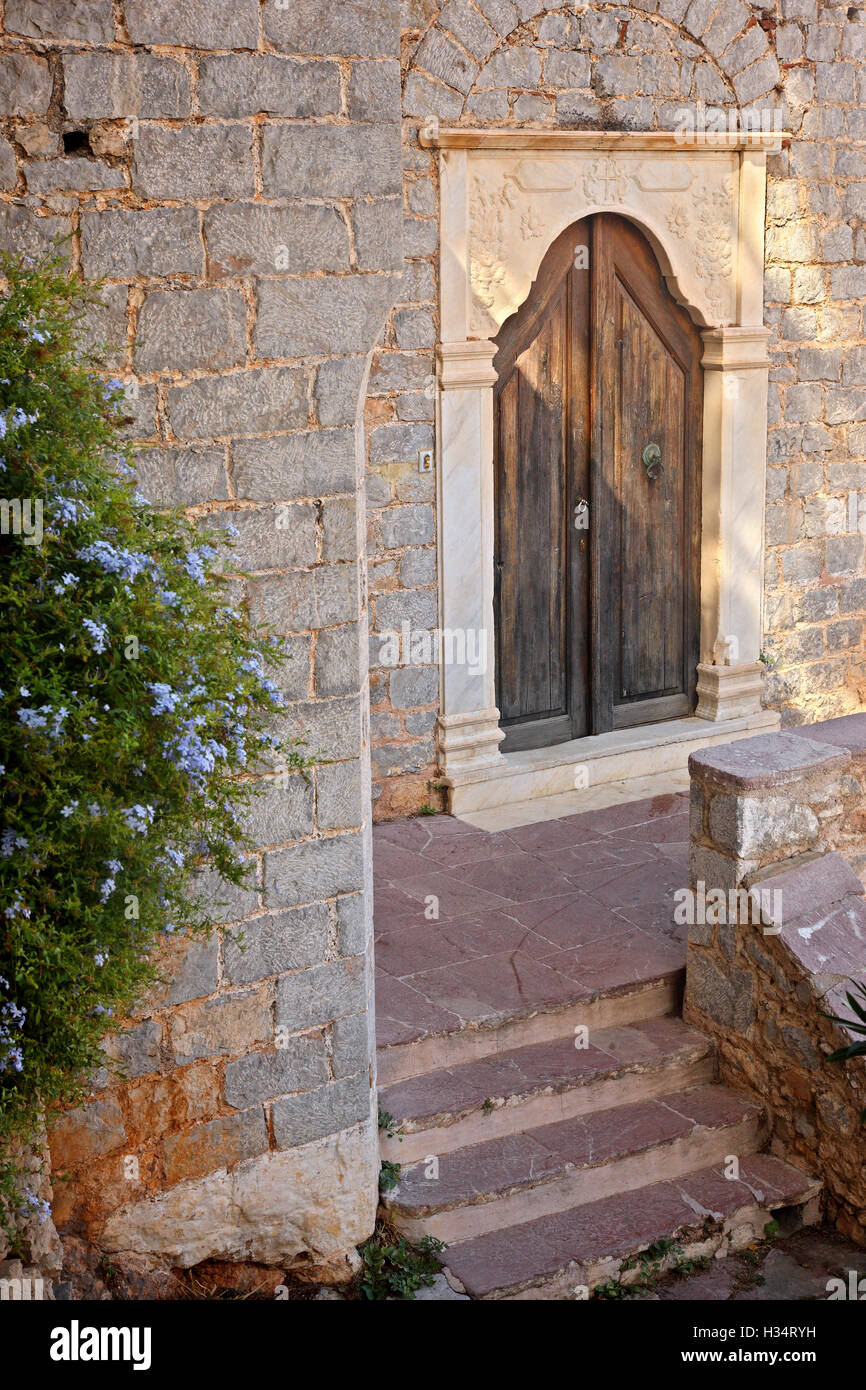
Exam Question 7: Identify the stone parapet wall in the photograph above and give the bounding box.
[0,0,402,1275]
[685,715,866,1243]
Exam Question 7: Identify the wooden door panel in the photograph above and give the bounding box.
[495,282,568,730]
[593,213,703,733]
[617,286,685,703]
[494,220,589,749]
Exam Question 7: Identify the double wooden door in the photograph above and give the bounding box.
[493,213,703,752]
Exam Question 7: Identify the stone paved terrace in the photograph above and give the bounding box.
[374,788,690,1052]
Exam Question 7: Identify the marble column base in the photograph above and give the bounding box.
[438,708,504,778]
[695,661,765,722]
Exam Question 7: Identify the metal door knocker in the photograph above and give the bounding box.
[642,442,663,480]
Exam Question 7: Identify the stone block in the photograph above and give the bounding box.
[232,431,356,503]
[6,0,114,41]
[124,1065,220,1141]
[110,1020,163,1079]
[123,0,260,46]
[687,952,755,1031]
[255,276,392,358]
[315,358,369,428]
[316,761,364,831]
[415,29,478,95]
[262,124,401,198]
[380,503,434,548]
[100,1124,378,1268]
[223,1037,328,1108]
[222,904,330,986]
[80,208,203,279]
[389,665,438,708]
[275,958,366,1033]
[198,56,341,118]
[169,989,272,1065]
[148,934,221,1010]
[402,72,464,122]
[189,864,259,925]
[0,54,51,116]
[322,497,357,565]
[0,207,69,263]
[271,1073,370,1149]
[49,1097,126,1169]
[63,53,190,120]
[247,567,359,633]
[163,1108,269,1186]
[316,624,363,698]
[25,158,124,194]
[353,197,403,272]
[265,834,365,907]
[336,893,368,958]
[240,776,315,847]
[76,284,127,369]
[205,202,349,277]
[134,447,230,508]
[276,696,362,763]
[263,0,400,57]
[135,289,247,374]
[348,59,402,121]
[167,368,307,440]
[133,125,254,201]
[208,503,318,571]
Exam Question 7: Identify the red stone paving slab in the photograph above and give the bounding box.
[578,856,685,911]
[504,817,609,854]
[446,851,583,904]
[676,1153,817,1219]
[374,973,463,1048]
[755,851,864,927]
[377,910,564,980]
[403,949,591,1024]
[790,712,866,756]
[393,869,514,919]
[417,831,521,870]
[547,927,685,992]
[601,811,690,846]
[379,1017,708,1126]
[373,838,442,881]
[659,1083,762,1128]
[374,814,480,849]
[509,892,635,950]
[560,793,686,836]
[781,899,866,976]
[444,1179,693,1297]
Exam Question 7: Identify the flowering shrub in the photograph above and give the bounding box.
[0,253,308,1228]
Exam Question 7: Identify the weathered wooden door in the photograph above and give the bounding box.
[493,213,702,751]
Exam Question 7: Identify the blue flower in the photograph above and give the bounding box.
[82,617,109,653]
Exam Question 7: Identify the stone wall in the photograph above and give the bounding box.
[685,715,866,1243]
[364,0,866,812]
[0,0,401,1277]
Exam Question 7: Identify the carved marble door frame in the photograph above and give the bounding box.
[427,129,781,800]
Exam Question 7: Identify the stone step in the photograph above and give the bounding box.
[437,1153,822,1300]
[384,1085,768,1244]
[377,970,684,1087]
[379,1016,714,1162]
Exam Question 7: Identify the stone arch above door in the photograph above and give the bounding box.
[430,128,783,814]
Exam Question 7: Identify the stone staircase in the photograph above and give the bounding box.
[378,977,820,1299]
[373,800,821,1301]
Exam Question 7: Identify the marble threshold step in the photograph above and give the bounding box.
[379,1016,714,1163]
[439,1153,822,1300]
[384,1085,768,1244]
[446,709,779,816]
[378,969,685,1088]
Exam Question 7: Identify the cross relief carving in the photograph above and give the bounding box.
[465,150,739,335]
